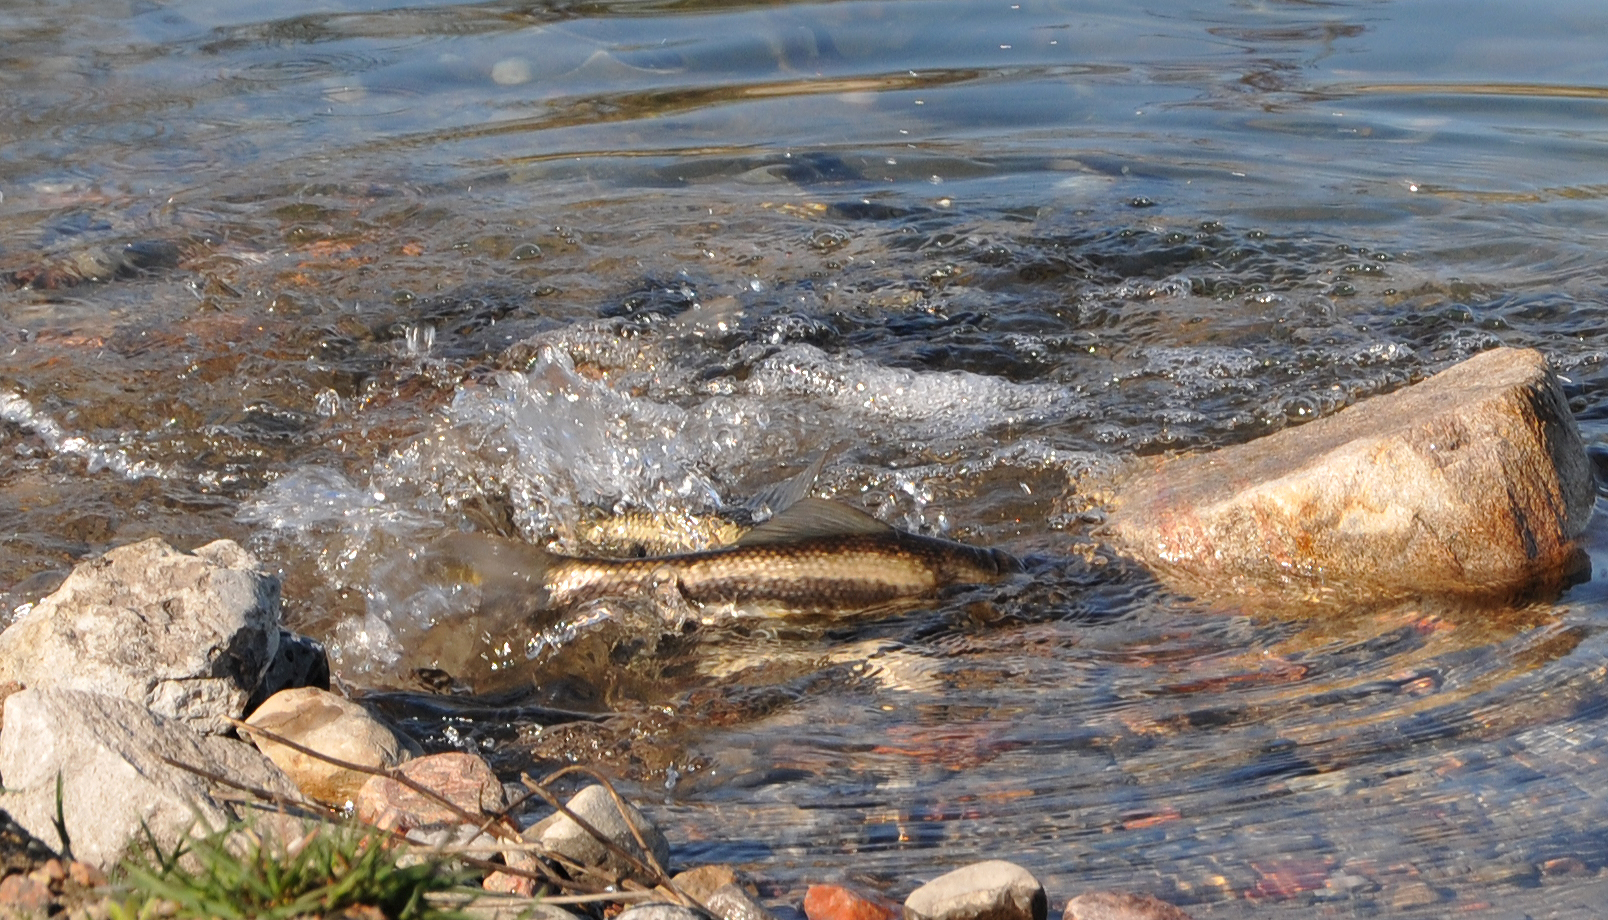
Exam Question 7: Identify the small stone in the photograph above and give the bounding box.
[66,860,105,888]
[706,883,780,920]
[1389,881,1440,908]
[617,906,712,920]
[0,873,54,915]
[356,752,506,833]
[673,864,750,903]
[906,860,1046,920]
[803,884,901,920]
[1542,856,1589,877]
[243,687,413,807]
[1062,891,1194,920]
[483,868,538,897]
[527,784,669,886]
[1109,347,1594,605]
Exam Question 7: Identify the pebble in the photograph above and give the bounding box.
[1062,891,1195,920]
[706,883,781,920]
[804,884,902,920]
[0,872,52,915]
[618,905,716,920]
[355,751,507,833]
[1389,880,1440,908]
[905,860,1046,920]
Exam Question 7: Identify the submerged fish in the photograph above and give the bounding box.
[438,497,1021,615]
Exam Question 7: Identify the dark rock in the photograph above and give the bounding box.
[0,538,281,734]
[905,861,1046,920]
[245,629,332,715]
[1109,347,1593,605]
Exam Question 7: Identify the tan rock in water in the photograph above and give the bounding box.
[1108,347,1594,605]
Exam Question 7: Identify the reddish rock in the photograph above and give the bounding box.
[1062,891,1194,920]
[0,872,53,916]
[1109,347,1593,606]
[355,751,506,832]
[805,884,902,920]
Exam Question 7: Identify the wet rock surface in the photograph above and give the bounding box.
[0,687,299,871]
[0,538,281,735]
[905,860,1047,920]
[804,884,903,920]
[242,686,417,807]
[1108,347,1594,606]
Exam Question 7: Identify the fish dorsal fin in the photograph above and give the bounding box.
[744,452,827,521]
[736,498,894,546]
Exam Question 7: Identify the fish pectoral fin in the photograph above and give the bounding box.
[735,497,894,546]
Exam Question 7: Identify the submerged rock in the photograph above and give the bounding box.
[1062,892,1194,920]
[905,860,1046,920]
[0,538,281,734]
[527,783,670,887]
[242,686,416,807]
[0,687,298,871]
[1108,347,1593,605]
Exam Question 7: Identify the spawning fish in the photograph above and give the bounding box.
[437,497,1021,615]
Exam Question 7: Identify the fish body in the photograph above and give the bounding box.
[441,498,1020,615]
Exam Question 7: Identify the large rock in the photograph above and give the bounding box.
[0,687,299,871]
[527,783,670,887]
[0,539,281,734]
[242,687,415,807]
[1108,348,1594,605]
[355,751,506,834]
[1062,892,1194,920]
[905,861,1046,920]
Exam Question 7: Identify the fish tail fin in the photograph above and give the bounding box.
[425,532,557,608]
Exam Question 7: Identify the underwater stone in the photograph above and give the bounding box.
[1062,892,1194,920]
[1108,347,1594,606]
[0,539,281,734]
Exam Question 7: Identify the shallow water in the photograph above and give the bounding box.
[8,0,1608,914]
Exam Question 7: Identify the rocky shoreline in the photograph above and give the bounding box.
[0,346,1593,918]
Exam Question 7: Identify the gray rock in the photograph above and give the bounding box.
[706,883,781,920]
[242,687,414,807]
[0,538,281,734]
[528,783,670,886]
[905,860,1046,920]
[244,629,331,715]
[1108,347,1594,606]
[1062,892,1194,920]
[617,905,715,920]
[0,687,300,871]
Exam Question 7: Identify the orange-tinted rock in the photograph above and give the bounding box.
[1109,347,1593,606]
[804,884,902,920]
[354,751,506,832]
[244,687,414,807]
[1062,891,1194,920]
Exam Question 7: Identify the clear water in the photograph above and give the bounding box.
[7,0,1608,914]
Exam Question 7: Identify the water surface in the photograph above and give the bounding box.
[7,0,1608,915]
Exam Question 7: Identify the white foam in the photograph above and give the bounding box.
[0,390,168,480]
